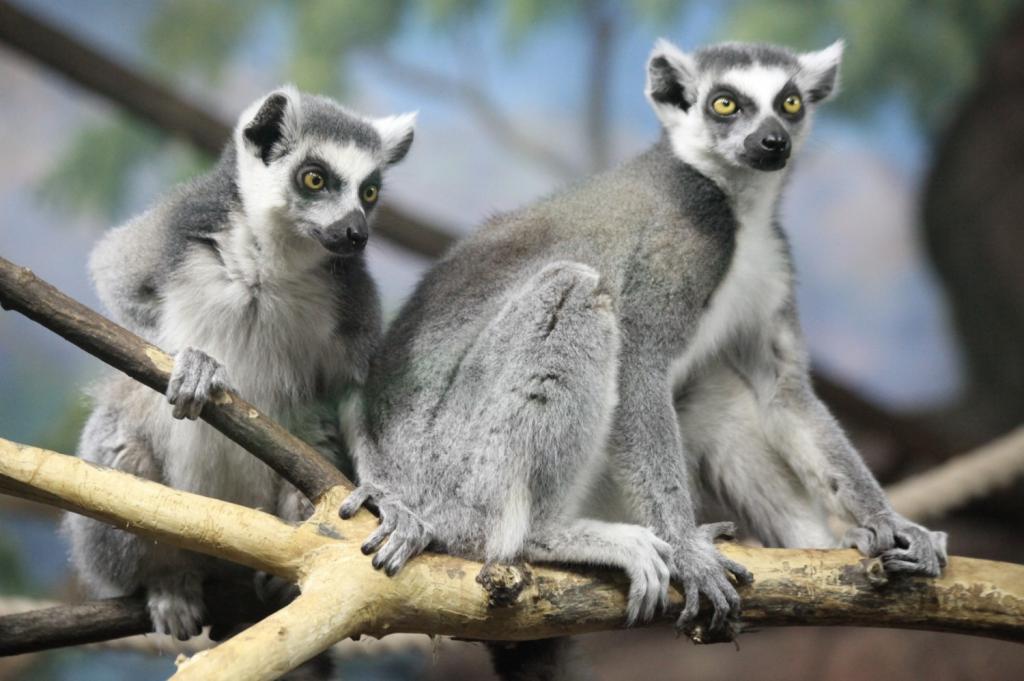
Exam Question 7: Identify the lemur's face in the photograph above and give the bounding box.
[646,40,843,179]
[236,88,415,257]
[279,140,383,255]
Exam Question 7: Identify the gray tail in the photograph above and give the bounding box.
[487,638,591,681]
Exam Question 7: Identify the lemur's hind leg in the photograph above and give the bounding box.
[456,261,671,624]
[63,402,206,640]
[347,261,670,620]
[677,364,837,549]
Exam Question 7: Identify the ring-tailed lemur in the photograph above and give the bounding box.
[63,86,416,641]
[341,37,948,653]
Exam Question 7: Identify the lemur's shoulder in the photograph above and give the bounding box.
[87,147,241,331]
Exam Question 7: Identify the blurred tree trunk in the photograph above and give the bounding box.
[918,7,1024,532]
[922,7,1024,453]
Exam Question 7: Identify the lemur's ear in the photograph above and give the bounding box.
[240,86,302,165]
[646,38,699,124]
[797,40,844,103]
[373,112,417,166]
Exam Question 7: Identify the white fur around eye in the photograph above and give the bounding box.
[719,66,791,113]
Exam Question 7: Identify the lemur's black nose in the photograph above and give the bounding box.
[317,210,369,255]
[347,226,368,249]
[743,118,791,171]
[760,132,790,152]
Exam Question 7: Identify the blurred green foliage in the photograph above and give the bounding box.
[37,118,161,219]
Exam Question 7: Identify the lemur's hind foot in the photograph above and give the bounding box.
[146,572,205,641]
[844,512,948,577]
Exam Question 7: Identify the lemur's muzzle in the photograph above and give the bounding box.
[316,211,368,255]
[742,118,791,171]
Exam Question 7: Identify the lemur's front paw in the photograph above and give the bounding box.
[146,573,205,641]
[617,526,672,626]
[844,512,948,577]
[166,346,232,420]
[339,483,433,577]
[671,522,753,634]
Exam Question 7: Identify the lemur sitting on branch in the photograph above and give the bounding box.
[340,38,948,676]
[64,87,415,640]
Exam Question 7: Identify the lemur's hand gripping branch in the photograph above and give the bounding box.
[0,255,352,502]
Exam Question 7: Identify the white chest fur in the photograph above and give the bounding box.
[154,226,348,507]
[670,192,790,386]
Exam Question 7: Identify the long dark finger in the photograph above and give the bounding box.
[707,586,729,631]
[339,486,375,518]
[721,557,753,585]
[679,581,700,624]
[361,513,398,554]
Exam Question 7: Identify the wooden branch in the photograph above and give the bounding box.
[0,0,453,259]
[2,426,1015,659]
[0,596,428,659]
[0,580,283,656]
[0,438,325,578]
[3,438,1024,675]
[0,596,152,656]
[0,256,350,501]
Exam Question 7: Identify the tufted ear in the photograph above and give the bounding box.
[373,112,417,166]
[645,38,699,125]
[797,40,844,103]
[239,86,302,165]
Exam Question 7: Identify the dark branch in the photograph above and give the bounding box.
[0,579,279,656]
[0,256,351,501]
[0,0,453,259]
[0,597,151,656]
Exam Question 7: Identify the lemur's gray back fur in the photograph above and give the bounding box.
[365,140,735,448]
[66,87,415,648]
[344,39,947,681]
